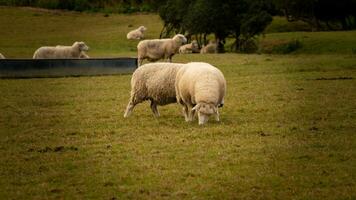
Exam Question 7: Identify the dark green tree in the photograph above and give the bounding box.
[159,0,273,52]
[274,0,356,30]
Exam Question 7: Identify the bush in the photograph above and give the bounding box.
[36,0,59,9]
[259,39,303,54]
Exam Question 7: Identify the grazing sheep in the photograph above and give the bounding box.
[0,53,5,59]
[200,40,217,54]
[179,40,199,54]
[175,62,226,125]
[33,41,89,59]
[127,26,147,40]
[137,34,187,66]
[124,62,184,118]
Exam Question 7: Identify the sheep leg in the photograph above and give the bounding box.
[137,58,143,67]
[182,105,190,122]
[215,109,220,122]
[150,101,160,117]
[188,105,196,121]
[124,101,136,118]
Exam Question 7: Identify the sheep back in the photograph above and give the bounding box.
[130,62,184,105]
[175,62,226,106]
[33,42,88,59]
[137,39,171,61]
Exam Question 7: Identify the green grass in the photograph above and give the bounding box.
[1,6,356,58]
[0,6,162,58]
[259,31,356,54]
[264,16,312,33]
[1,6,356,199]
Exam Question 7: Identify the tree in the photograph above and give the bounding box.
[274,0,356,30]
[159,0,273,52]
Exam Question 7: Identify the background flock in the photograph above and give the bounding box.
[0,25,227,125]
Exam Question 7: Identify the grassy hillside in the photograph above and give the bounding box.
[1,54,356,199]
[1,6,356,199]
[264,16,312,33]
[0,6,162,58]
[1,6,356,58]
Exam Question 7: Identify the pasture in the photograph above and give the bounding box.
[1,6,356,199]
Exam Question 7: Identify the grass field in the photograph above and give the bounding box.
[1,6,356,199]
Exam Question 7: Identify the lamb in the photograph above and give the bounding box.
[179,40,199,54]
[33,41,89,59]
[0,53,5,59]
[200,40,217,54]
[175,62,226,125]
[127,26,147,40]
[124,62,184,118]
[137,34,187,66]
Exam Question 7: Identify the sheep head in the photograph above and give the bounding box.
[139,26,147,32]
[172,34,187,45]
[192,102,218,125]
[74,41,89,51]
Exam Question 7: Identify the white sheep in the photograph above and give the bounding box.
[127,26,147,40]
[179,40,199,54]
[175,62,226,125]
[33,41,89,59]
[200,40,217,54]
[56,45,90,58]
[137,34,187,66]
[124,62,184,118]
[0,53,5,59]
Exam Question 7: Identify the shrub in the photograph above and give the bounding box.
[259,39,303,54]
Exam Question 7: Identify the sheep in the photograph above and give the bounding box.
[137,34,187,66]
[0,53,5,59]
[179,40,199,54]
[127,26,147,40]
[200,40,217,54]
[56,45,89,58]
[33,41,89,59]
[124,62,185,118]
[175,62,226,125]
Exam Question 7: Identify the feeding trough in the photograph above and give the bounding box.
[0,57,137,78]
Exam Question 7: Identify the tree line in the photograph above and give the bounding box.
[1,0,355,52]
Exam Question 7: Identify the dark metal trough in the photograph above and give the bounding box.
[0,57,137,78]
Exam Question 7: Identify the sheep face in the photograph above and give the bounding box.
[139,26,147,32]
[173,34,187,45]
[192,40,199,48]
[74,42,89,51]
[192,103,218,125]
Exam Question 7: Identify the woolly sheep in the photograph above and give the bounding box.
[56,45,89,58]
[137,34,187,66]
[179,40,199,54]
[200,40,217,54]
[0,53,5,59]
[175,62,226,125]
[33,42,89,59]
[124,62,184,118]
[127,26,147,40]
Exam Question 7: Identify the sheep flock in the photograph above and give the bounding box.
[2,24,225,125]
[124,62,226,125]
